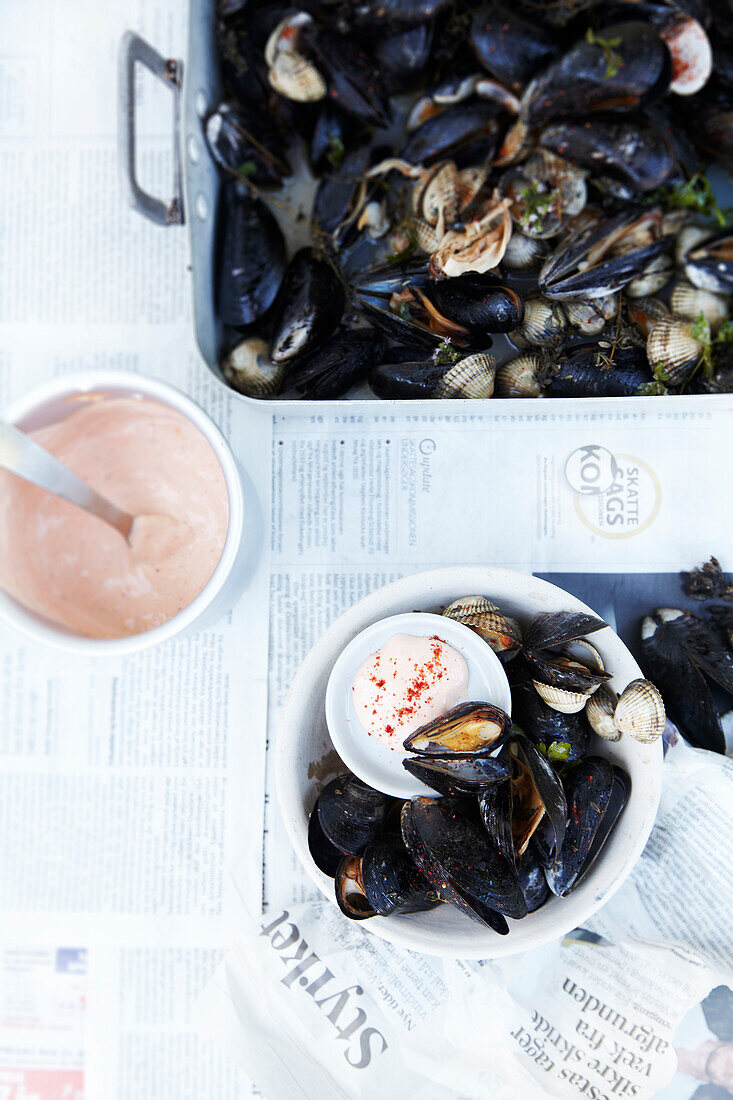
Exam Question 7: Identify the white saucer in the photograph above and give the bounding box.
[324,611,512,798]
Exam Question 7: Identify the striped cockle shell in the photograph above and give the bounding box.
[586,684,620,741]
[223,337,284,397]
[532,680,590,714]
[411,161,459,231]
[433,353,496,399]
[512,298,566,348]
[461,611,522,653]
[670,281,730,329]
[503,232,547,271]
[613,679,666,743]
[456,166,488,213]
[647,318,702,386]
[496,354,544,397]
[443,596,500,619]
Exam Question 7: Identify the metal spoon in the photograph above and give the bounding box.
[0,420,135,541]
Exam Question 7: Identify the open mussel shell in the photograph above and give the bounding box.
[683,230,733,295]
[646,318,702,387]
[526,649,610,694]
[585,684,621,741]
[510,731,568,860]
[641,610,725,754]
[406,797,527,920]
[308,803,344,877]
[525,21,671,127]
[317,774,390,856]
[403,753,512,797]
[335,838,440,921]
[539,209,672,300]
[269,249,344,363]
[613,679,666,743]
[532,680,591,714]
[525,611,606,651]
[222,337,284,398]
[404,701,512,758]
[545,758,630,897]
[217,184,286,328]
[442,596,522,653]
[658,11,712,97]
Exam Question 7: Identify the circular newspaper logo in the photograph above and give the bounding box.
[573,454,662,539]
[565,445,619,496]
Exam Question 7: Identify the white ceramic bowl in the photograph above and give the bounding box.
[0,371,245,656]
[275,566,663,958]
[325,611,512,799]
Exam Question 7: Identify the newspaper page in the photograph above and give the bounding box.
[0,0,269,1095]
[202,400,733,1099]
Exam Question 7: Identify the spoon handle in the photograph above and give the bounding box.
[0,421,134,540]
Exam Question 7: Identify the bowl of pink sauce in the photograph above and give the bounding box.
[0,371,244,655]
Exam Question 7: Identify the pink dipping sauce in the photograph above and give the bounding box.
[0,397,229,639]
[351,633,469,750]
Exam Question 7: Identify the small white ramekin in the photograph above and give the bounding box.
[0,371,245,656]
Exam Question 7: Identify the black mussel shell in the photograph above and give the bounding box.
[511,731,568,860]
[337,0,454,31]
[404,701,512,758]
[511,677,591,762]
[478,781,515,865]
[471,3,560,90]
[401,800,508,929]
[684,230,733,295]
[313,143,371,237]
[269,249,345,363]
[539,118,676,193]
[375,22,434,93]
[217,184,286,327]
[288,328,387,399]
[404,753,512,797]
[369,357,447,398]
[655,609,733,693]
[401,101,501,165]
[516,848,551,913]
[407,797,528,918]
[361,837,440,916]
[546,759,629,897]
[525,611,607,651]
[547,347,652,397]
[422,277,525,334]
[205,102,290,186]
[525,22,671,127]
[524,649,610,693]
[309,103,365,177]
[539,209,673,300]
[641,610,726,753]
[308,803,344,877]
[300,25,391,127]
[317,774,390,855]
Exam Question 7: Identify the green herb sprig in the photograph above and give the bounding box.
[585,28,624,79]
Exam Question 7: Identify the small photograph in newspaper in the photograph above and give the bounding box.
[655,986,733,1100]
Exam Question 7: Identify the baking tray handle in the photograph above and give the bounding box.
[118,30,184,226]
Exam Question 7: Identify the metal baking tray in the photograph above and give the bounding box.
[118,2,729,410]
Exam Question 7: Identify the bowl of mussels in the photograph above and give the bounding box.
[275,566,666,957]
[197,0,733,402]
